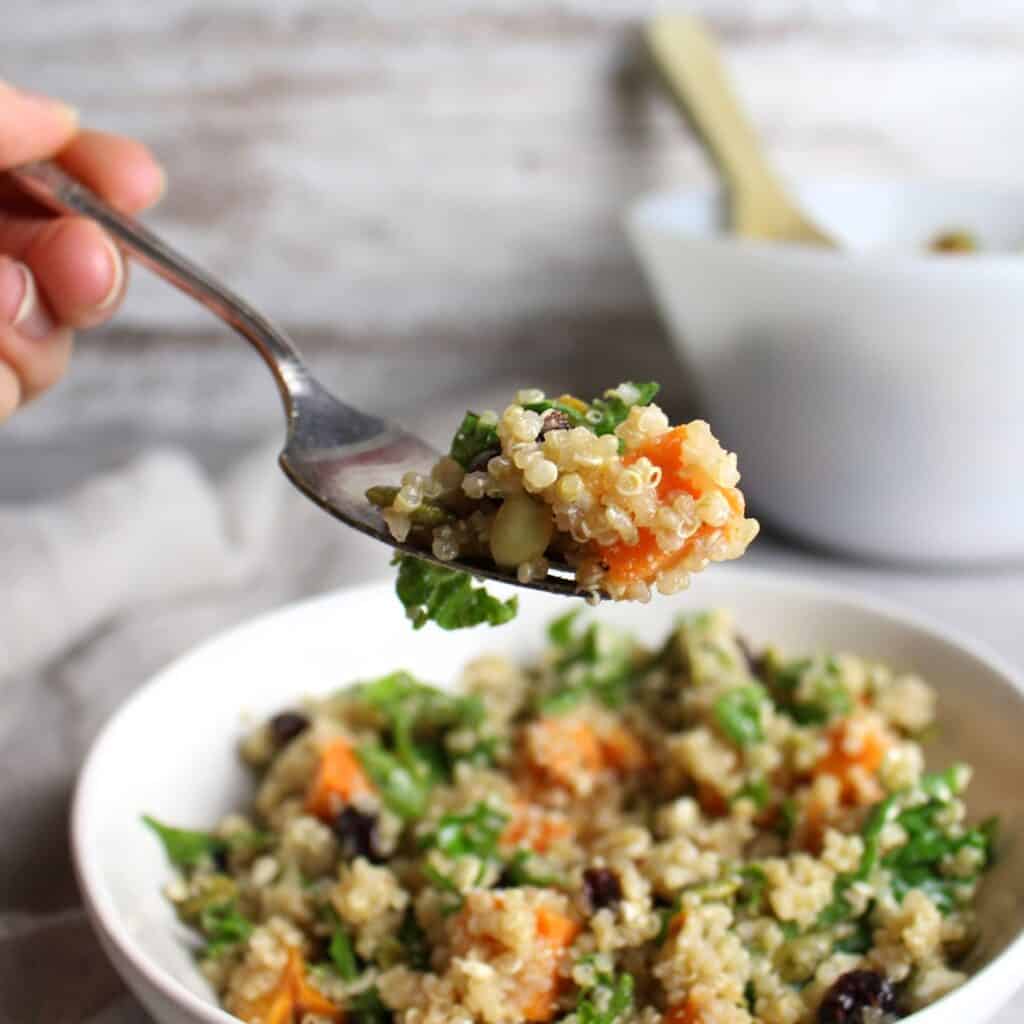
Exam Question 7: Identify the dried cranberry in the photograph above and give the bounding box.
[539,410,572,437]
[269,711,310,748]
[213,845,230,872]
[582,867,622,910]
[818,970,898,1024]
[333,806,381,862]
[495,865,518,889]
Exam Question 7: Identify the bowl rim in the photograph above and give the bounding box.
[72,569,1024,1024]
[627,178,1024,272]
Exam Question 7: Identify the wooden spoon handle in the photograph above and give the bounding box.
[646,14,780,199]
[645,13,833,245]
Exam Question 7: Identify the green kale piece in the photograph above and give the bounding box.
[732,777,771,810]
[450,735,501,769]
[833,913,874,955]
[522,398,589,428]
[525,382,660,442]
[418,804,510,913]
[572,960,635,1024]
[357,743,435,820]
[393,554,518,632]
[419,802,508,861]
[199,901,253,957]
[355,670,484,732]
[762,654,852,725]
[777,797,798,839]
[547,608,582,647]
[585,382,660,437]
[540,613,638,713]
[736,865,768,915]
[817,794,898,927]
[820,766,997,928]
[499,849,564,887]
[142,816,226,870]
[883,770,996,912]
[351,670,488,819]
[655,897,681,945]
[449,411,500,469]
[421,863,465,915]
[329,923,359,981]
[713,685,766,747]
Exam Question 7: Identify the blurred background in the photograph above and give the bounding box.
[6,0,1024,498]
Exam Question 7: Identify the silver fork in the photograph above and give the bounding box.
[10,161,580,597]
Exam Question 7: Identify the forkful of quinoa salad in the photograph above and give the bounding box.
[11,168,754,625]
[368,382,759,630]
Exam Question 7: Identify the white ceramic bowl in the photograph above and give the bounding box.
[73,572,1024,1024]
[627,181,1024,565]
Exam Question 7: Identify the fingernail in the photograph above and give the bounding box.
[152,165,168,204]
[94,235,125,311]
[5,261,55,341]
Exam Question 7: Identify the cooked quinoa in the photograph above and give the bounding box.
[146,611,996,1024]
[367,384,759,605]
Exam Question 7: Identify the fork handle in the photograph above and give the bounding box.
[8,160,311,411]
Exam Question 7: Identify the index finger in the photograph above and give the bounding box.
[57,131,165,214]
[0,82,79,169]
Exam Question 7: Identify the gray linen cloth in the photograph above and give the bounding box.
[2,441,1023,1024]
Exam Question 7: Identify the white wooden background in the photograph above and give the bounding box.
[5,0,1024,496]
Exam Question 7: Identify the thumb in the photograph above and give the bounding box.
[0,256,72,419]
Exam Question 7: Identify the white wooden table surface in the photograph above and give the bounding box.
[2,2,1024,1021]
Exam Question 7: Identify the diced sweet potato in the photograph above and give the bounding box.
[663,996,701,1024]
[521,907,581,1022]
[231,948,342,1024]
[600,724,649,773]
[524,718,604,788]
[523,717,647,792]
[601,426,747,588]
[815,718,889,805]
[305,737,374,821]
[501,800,573,853]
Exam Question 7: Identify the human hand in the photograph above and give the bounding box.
[0,83,165,421]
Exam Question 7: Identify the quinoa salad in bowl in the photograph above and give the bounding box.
[367,383,759,622]
[144,609,997,1024]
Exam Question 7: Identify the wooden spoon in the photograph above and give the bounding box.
[646,13,833,246]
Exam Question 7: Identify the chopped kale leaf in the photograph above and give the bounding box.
[393,555,518,632]
[143,816,227,870]
[199,900,253,957]
[585,382,660,437]
[572,960,635,1024]
[329,922,359,981]
[355,670,484,732]
[540,614,638,713]
[357,743,434,820]
[732,777,771,810]
[449,411,500,470]
[713,685,766,747]
[419,802,508,861]
[499,849,564,888]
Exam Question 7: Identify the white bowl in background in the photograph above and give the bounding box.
[627,181,1024,565]
[73,573,1024,1024]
